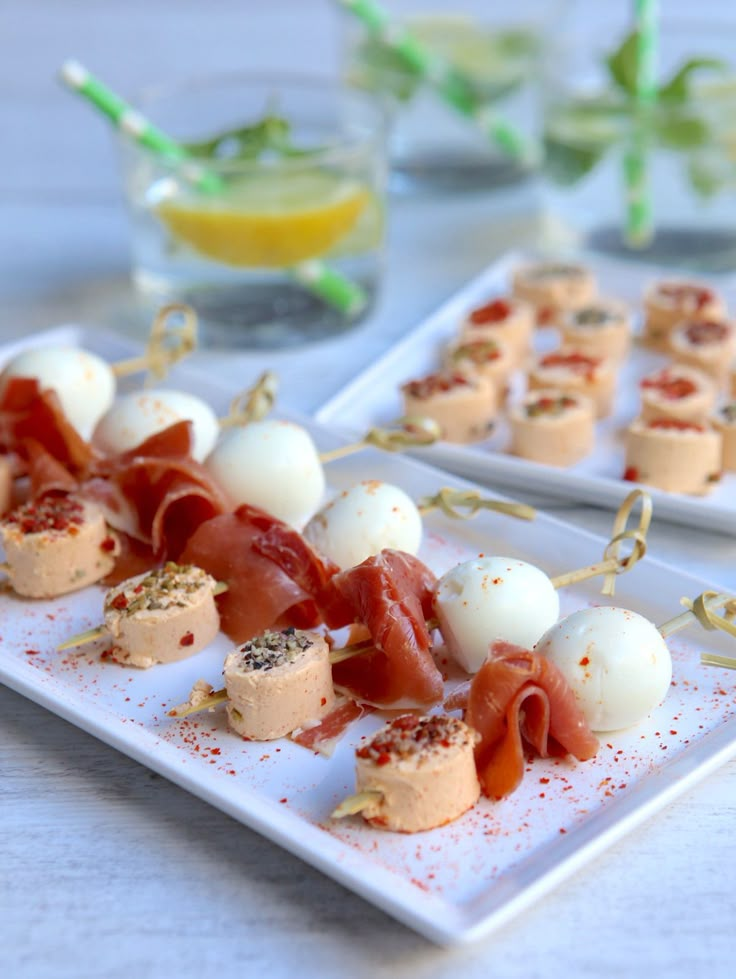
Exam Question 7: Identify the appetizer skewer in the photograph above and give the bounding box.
[0,495,118,598]
[0,304,197,440]
[537,591,736,732]
[223,629,335,741]
[302,481,535,571]
[57,563,226,667]
[433,490,652,673]
[332,714,481,833]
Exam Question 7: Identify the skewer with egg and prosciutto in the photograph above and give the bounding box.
[89,362,278,468]
[443,591,736,803]
[332,591,736,826]
[432,490,652,674]
[302,480,535,572]
[169,546,443,723]
[444,641,599,800]
[534,590,736,730]
[0,304,197,442]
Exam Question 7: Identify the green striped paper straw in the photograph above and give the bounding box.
[623,0,658,248]
[337,0,536,164]
[59,60,368,316]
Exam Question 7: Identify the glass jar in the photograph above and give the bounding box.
[336,0,552,194]
[118,73,387,349]
[540,6,736,271]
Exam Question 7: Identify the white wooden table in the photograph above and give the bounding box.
[3,3,736,976]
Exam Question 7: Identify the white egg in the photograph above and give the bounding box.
[302,480,422,569]
[204,419,325,527]
[535,606,672,732]
[433,556,560,674]
[1,346,115,439]
[92,388,219,462]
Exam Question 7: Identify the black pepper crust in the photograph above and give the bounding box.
[233,628,315,673]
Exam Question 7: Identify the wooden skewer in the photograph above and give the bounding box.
[331,790,383,819]
[319,416,442,464]
[549,489,652,596]
[112,303,198,380]
[417,488,535,522]
[658,591,736,640]
[218,371,278,428]
[168,687,229,718]
[169,619,442,718]
[57,624,108,652]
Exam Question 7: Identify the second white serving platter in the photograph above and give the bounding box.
[2,326,736,945]
[316,251,736,534]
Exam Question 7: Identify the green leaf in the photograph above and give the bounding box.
[182,115,321,162]
[542,133,608,185]
[687,156,726,198]
[350,36,423,102]
[184,115,290,160]
[606,31,640,95]
[659,57,726,102]
[655,112,710,149]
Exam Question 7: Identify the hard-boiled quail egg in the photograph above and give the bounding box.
[0,346,115,440]
[92,388,219,462]
[303,480,422,569]
[534,606,672,732]
[204,419,325,527]
[433,556,560,674]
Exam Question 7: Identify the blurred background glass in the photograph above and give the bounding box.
[119,73,387,349]
[540,4,736,271]
[337,0,560,195]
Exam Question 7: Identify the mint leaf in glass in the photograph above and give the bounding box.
[183,115,322,162]
[605,31,640,95]
[659,57,726,102]
[655,111,710,149]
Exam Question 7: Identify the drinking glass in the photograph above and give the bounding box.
[541,7,736,271]
[118,74,387,348]
[337,0,550,193]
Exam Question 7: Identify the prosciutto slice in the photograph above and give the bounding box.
[291,698,374,756]
[239,502,340,616]
[0,377,94,473]
[328,550,443,707]
[179,505,325,643]
[463,641,599,799]
[25,440,79,497]
[87,421,228,559]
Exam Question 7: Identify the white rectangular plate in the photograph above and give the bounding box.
[316,251,736,534]
[2,326,736,945]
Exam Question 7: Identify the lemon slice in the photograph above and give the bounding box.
[408,14,535,87]
[157,170,370,268]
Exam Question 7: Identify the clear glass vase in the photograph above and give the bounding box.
[540,5,736,272]
[336,0,555,194]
